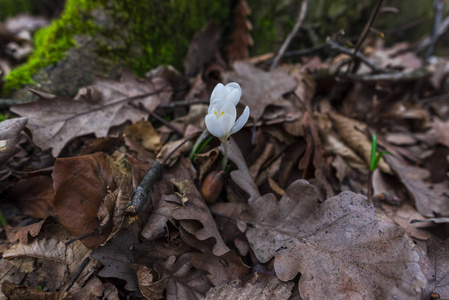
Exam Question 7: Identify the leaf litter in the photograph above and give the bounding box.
[1,1,449,299]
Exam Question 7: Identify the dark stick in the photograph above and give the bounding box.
[348,0,385,74]
[65,224,112,246]
[327,39,391,74]
[270,0,308,70]
[425,0,444,64]
[126,136,193,215]
[158,98,209,109]
[65,257,91,292]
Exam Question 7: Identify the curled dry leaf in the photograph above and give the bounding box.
[132,265,164,300]
[124,120,161,162]
[6,218,48,244]
[53,152,116,249]
[11,70,171,156]
[240,180,426,299]
[0,117,27,166]
[329,113,392,174]
[69,277,119,300]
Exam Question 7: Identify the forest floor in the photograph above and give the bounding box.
[1,1,449,299]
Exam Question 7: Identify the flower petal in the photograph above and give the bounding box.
[220,102,237,121]
[230,106,250,134]
[225,89,242,106]
[205,114,225,138]
[218,113,234,137]
[209,99,224,113]
[210,83,224,102]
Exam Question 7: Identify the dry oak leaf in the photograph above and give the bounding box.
[0,117,27,166]
[11,70,172,156]
[204,272,294,300]
[53,152,116,250]
[132,265,164,300]
[419,238,449,299]
[240,180,426,299]
[156,252,212,300]
[91,227,140,292]
[386,155,449,217]
[223,61,297,121]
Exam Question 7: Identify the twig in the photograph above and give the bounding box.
[158,98,208,109]
[65,223,112,246]
[130,102,184,136]
[126,136,193,215]
[270,0,308,70]
[327,38,391,74]
[66,257,91,292]
[345,68,431,82]
[348,0,385,73]
[419,93,449,105]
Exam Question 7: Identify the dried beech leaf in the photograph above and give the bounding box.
[204,273,294,300]
[240,180,426,299]
[386,155,449,217]
[7,176,55,219]
[223,61,297,120]
[419,238,449,299]
[0,117,27,166]
[53,152,116,249]
[329,113,392,174]
[11,71,171,156]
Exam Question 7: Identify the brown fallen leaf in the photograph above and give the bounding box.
[386,155,449,217]
[1,280,68,300]
[6,218,49,244]
[69,277,119,300]
[6,176,55,219]
[91,227,140,292]
[184,21,222,76]
[132,265,164,300]
[204,272,294,300]
[3,228,92,292]
[53,152,116,249]
[124,120,161,162]
[419,238,449,299]
[223,61,297,121]
[156,252,212,300]
[225,0,253,63]
[0,260,26,300]
[329,113,392,174]
[240,180,426,299]
[433,118,449,149]
[11,70,172,156]
[0,117,27,166]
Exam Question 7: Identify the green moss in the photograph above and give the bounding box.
[3,0,230,95]
[3,0,99,94]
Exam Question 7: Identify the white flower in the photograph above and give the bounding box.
[205,82,250,140]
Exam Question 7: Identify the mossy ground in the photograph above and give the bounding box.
[2,0,229,95]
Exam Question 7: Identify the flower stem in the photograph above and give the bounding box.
[221,139,229,170]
